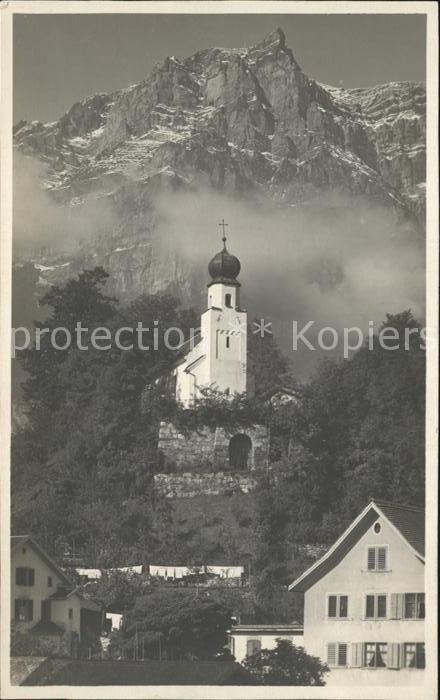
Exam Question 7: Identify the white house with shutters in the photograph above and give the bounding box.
[289,500,425,687]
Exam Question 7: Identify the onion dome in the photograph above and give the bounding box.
[208,225,241,286]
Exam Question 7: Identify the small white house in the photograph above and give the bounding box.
[228,624,304,664]
[289,500,425,686]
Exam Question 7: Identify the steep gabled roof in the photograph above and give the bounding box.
[289,500,425,593]
[373,500,425,556]
[11,535,73,587]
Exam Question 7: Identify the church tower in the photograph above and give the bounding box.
[174,221,248,406]
[201,222,247,396]
[156,221,269,494]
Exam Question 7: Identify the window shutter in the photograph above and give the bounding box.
[246,639,261,657]
[29,569,35,586]
[328,595,337,617]
[404,593,416,618]
[400,643,406,668]
[339,595,348,618]
[388,643,401,669]
[28,600,33,621]
[327,643,336,666]
[14,600,20,621]
[366,595,375,618]
[416,643,425,669]
[390,593,400,618]
[350,642,363,668]
[338,643,348,666]
[367,547,376,570]
[377,595,387,618]
[377,547,387,570]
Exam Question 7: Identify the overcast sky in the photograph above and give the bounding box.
[14,13,426,123]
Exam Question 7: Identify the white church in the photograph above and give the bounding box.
[170,221,249,407]
[155,222,270,489]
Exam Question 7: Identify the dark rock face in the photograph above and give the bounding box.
[13,28,425,302]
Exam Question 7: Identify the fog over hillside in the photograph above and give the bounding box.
[13,28,426,378]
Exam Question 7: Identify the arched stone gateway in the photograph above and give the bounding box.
[228,434,252,471]
[156,422,269,489]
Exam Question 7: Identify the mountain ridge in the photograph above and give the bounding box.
[13,27,425,305]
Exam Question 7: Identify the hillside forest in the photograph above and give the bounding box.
[11,267,425,626]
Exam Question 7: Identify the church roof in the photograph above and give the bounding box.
[169,333,203,369]
[208,240,241,286]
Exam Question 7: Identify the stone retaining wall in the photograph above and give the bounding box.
[157,422,269,473]
[154,471,258,498]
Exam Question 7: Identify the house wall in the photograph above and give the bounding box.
[11,543,65,631]
[51,596,81,637]
[230,632,304,664]
[303,514,425,686]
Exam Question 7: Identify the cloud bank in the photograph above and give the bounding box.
[154,187,425,375]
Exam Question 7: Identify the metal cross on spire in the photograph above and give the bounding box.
[218,218,228,247]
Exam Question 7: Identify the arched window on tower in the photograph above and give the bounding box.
[225,293,232,308]
[228,434,252,471]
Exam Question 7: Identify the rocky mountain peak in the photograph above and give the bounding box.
[13,28,425,308]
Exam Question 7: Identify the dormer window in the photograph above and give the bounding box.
[225,293,232,308]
